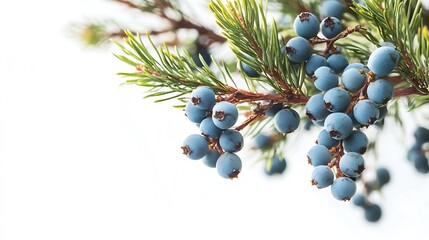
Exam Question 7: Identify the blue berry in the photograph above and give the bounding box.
[414,126,429,143]
[323,87,350,112]
[294,12,320,39]
[254,133,272,150]
[410,151,429,173]
[274,108,300,133]
[376,167,390,187]
[192,43,212,67]
[317,129,340,149]
[327,53,349,73]
[216,152,242,179]
[212,101,238,129]
[240,61,259,78]
[304,119,315,131]
[202,149,220,168]
[320,17,342,39]
[353,99,380,126]
[331,177,357,201]
[344,62,370,73]
[324,112,353,140]
[199,117,223,139]
[320,0,345,19]
[191,86,216,110]
[314,66,339,91]
[219,129,244,153]
[341,68,367,93]
[364,204,382,222]
[367,79,394,105]
[181,134,209,160]
[265,103,283,117]
[367,46,400,77]
[185,101,210,123]
[343,130,369,154]
[306,93,331,121]
[285,36,312,63]
[307,145,333,166]
[352,194,369,207]
[407,142,423,161]
[265,154,287,175]
[311,165,334,188]
[305,54,328,76]
[339,152,365,177]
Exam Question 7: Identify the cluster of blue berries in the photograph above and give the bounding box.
[407,126,429,173]
[286,11,344,65]
[352,166,391,222]
[287,9,400,201]
[306,44,399,201]
[181,86,244,179]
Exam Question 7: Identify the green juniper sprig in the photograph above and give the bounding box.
[351,0,429,102]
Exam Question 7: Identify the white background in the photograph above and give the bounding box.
[1,1,429,240]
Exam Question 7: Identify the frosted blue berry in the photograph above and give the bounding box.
[323,87,350,112]
[327,53,349,73]
[274,108,300,133]
[353,99,380,126]
[265,103,283,117]
[364,204,382,222]
[414,126,429,144]
[202,149,220,168]
[366,79,394,105]
[320,0,345,19]
[314,66,339,91]
[367,46,400,77]
[320,16,342,39]
[311,165,334,188]
[343,130,369,154]
[407,142,424,162]
[352,194,369,207]
[324,112,353,140]
[294,12,320,39]
[219,129,244,153]
[285,36,312,63]
[254,133,272,150]
[191,86,216,110]
[317,129,340,149]
[265,154,287,175]
[212,101,238,129]
[181,134,209,160]
[307,145,333,166]
[306,93,330,121]
[199,117,223,139]
[192,44,212,68]
[185,101,210,123]
[331,177,357,201]
[376,167,390,187]
[216,152,242,179]
[240,61,259,78]
[305,54,328,76]
[410,151,429,173]
[339,152,365,177]
[341,68,367,92]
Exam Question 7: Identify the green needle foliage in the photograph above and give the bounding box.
[114,30,234,103]
[352,0,429,96]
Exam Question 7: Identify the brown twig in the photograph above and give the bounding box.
[114,0,226,46]
[311,25,363,56]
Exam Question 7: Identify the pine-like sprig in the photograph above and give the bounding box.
[352,0,429,104]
